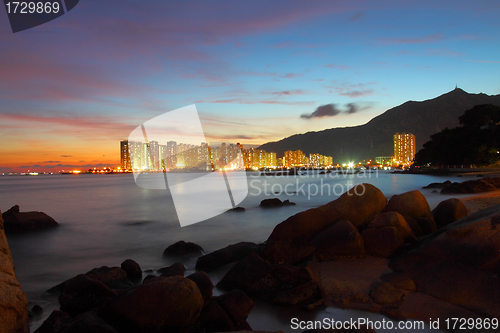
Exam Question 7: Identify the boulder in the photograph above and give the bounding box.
[195,242,262,271]
[158,262,185,277]
[34,310,73,333]
[101,275,204,332]
[432,198,469,227]
[263,184,386,264]
[362,226,404,258]
[217,253,312,300]
[120,259,142,281]
[59,274,117,316]
[187,271,214,306]
[368,212,416,242]
[319,183,388,228]
[163,240,204,257]
[61,311,118,333]
[85,266,133,290]
[310,220,365,261]
[0,211,29,333]
[369,282,405,306]
[215,290,254,327]
[2,205,58,233]
[386,190,434,222]
[390,204,500,318]
[190,300,234,333]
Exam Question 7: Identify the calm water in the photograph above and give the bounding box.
[1,171,472,332]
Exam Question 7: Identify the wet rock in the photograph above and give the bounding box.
[187,271,214,306]
[0,210,29,333]
[196,242,262,271]
[311,220,365,261]
[215,290,254,327]
[101,275,204,332]
[423,180,452,189]
[260,198,285,207]
[120,259,142,281]
[163,240,204,257]
[34,310,73,333]
[62,311,118,333]
[31,304,43,316]
[362,226,404,258]
[59,274,117,316]
[158,262,185,277]
[386,190,434,222]
[263,184,386,264]
[85,266,134,290]
[432,198,469,227]
[2,205,58,233]
[228,206,246,212]
[217,253,312,300]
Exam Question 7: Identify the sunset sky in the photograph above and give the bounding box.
[1,0,499,172]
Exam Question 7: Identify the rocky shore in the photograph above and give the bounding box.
[2,182,500,333]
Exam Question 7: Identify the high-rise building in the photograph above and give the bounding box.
[120,140,131,170]
[284,150,304,167]
[393,133,416,165]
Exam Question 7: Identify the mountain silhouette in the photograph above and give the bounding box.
[258,88,500,162]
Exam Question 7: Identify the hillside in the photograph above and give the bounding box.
[258,88,500,162]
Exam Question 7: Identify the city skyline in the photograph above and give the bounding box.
[1,1,500,173]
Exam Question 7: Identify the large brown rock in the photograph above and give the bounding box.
[362,226,404,258]
[390,204,500,318]
[195,242,262,271]
[59,274,117,316]
[85,266,133,290]
[319,183,388,228]
[187,271,213,306]
[215,290,254,327]
[432,198,469,227]
[2,205,58,233]
[217,253,312,300]
[263,184,386,264]
[61,311,118,333]
[368,212,416,242]
[101,275,204,332]
[311,220,365,261]
[120,259,142,281]
[386,190,434,221]
[33,310,73,333]
[0,211,29,333]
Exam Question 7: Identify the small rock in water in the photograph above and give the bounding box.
[163,240,204,257]
[121,259,142,281]
[158,262,186,277]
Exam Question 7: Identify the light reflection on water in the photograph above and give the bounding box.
[1,172,471,332]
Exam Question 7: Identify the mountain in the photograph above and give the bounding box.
[258,88,500,162]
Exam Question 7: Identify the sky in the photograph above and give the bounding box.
[1,0,500,173]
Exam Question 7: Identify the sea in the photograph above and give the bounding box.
[0,170,475,332]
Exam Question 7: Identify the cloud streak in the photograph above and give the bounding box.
[300,102,369,119]
[379,33,443,45]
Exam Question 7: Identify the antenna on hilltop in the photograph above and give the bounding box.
[455,84,457,90]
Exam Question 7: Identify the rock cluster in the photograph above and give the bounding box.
[37,255,255,333]
[424,176,500,194]
[260,198,296,208]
